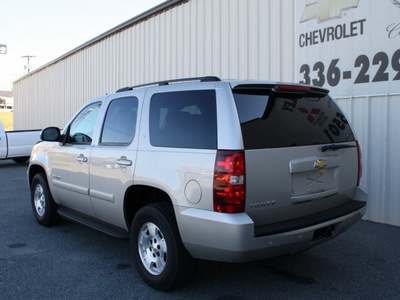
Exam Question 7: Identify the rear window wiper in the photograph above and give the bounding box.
[321,144,356,152]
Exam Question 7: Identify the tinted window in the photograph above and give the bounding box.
[100,97,138,145]
[233,91,355,149]
[67,102,102,144]
[150,90,217,149]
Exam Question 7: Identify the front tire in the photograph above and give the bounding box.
[131,203,194,291]
[30,173,60,226]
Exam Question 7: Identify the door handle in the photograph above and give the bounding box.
[116,156,132,166]
[77,154,88,163]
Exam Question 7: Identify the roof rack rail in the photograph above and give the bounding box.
[116,76,221,93]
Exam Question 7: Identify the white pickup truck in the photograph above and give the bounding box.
[0,119,41,163]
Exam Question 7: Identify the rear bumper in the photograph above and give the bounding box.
[176,191,367,262]
[254,199,365,237]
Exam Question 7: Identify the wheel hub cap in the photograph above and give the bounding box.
[138,222,167,275]
[34,184,46,217]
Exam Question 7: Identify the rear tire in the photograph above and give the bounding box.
[131,203,194,291]
[13,157,29,164]
[30,173,60,226]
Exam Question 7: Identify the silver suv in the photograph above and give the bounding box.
[28,77,367,290]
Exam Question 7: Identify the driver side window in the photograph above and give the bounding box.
[67,102,102,144]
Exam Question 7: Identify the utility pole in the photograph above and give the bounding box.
[21,55,36,73]
[0,44,6,54]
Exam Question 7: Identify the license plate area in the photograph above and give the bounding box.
[292,168,337,198]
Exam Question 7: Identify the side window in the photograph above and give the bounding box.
[67,102,102,144]
[100,97,138,145]
[149,90,217,149]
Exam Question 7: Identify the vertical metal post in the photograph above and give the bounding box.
[21,55,36,73]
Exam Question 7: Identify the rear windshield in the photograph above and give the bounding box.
[233,90,355,149]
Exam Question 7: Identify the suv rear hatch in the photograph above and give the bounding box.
[232,84,361,230]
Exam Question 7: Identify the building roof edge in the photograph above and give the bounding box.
[13,0,188,84]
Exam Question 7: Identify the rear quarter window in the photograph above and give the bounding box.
[149,90,217,149]
[233,91,355,149]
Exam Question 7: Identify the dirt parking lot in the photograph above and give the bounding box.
[1,159,399,299]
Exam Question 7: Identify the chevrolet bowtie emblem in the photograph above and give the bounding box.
[301,0,360,23]
[314,159,328,169]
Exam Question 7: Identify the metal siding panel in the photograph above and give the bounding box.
[238,0,248,79]
[127,28,134,85]
[202,0,213,76]
[171,9,177,78]
[164,10,172,80]
[258,0,270,80]
[182,3,191,77]
[171,5,179,78]
[281,0,294,82]
[211,0,221,77]
[387,95,400,226]
[248,0,259,79]
[228,0,238,79]
[175,4,183,77]
[219,0,230,78]
[270,0,281,80]
[144,18,151,83]
[368,97,388,223]
[158,13,166,81]
[188,0,197,76]
[148,18,156,83]
[198,0,206,76]
[337,95,400,227]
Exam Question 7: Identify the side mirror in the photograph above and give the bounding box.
[40,127,63,142]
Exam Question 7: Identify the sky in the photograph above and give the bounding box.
[0,0,165,91]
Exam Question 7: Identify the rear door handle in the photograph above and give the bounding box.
[77,154,88,163]
[116,156,132,166]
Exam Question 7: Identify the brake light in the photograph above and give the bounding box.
[356,141,362,186]
[276,85,311,92]
[213,150,245,213]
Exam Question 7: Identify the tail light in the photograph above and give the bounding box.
[356,141,362,186]
[213,150,245,213]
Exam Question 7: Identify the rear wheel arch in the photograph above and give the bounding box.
[124,185,174,231]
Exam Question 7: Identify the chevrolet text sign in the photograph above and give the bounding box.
[295,0,400,97]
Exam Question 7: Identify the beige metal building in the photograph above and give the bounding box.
[13,0,400,227]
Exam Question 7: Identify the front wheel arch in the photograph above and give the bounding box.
[28,164,47,187]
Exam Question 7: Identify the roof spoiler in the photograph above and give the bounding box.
[232,84,329,96]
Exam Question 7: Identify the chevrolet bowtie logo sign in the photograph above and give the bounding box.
[301,0,360,23]
[314,160,328,169]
